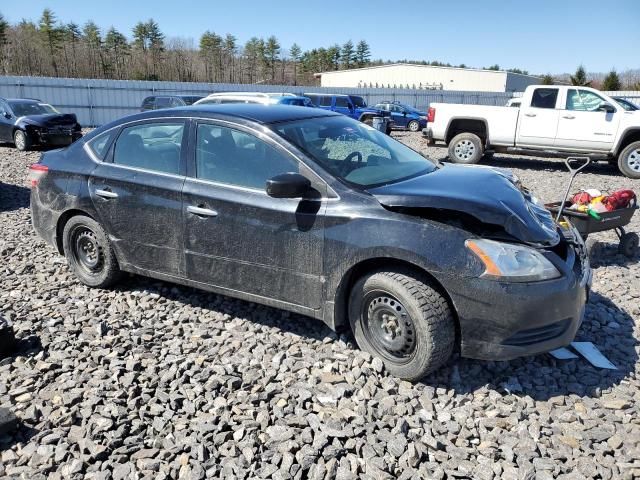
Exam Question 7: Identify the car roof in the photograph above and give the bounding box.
[126,104,341,125]
[3,98,43,103]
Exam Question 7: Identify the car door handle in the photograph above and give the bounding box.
[187,205,218,217]
[524,113,537,117]
[95,188,118,199]
[562,114,576,119]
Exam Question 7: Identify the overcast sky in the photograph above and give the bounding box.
[6,0,639,74]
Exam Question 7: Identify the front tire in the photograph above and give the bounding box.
[407,120,421,132]
[448,132,484,164]
[349,270,455,381]
[62,215,122,288]
[14,130,31,152]
[617,141,640,179]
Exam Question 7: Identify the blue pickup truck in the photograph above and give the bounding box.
[304,93,392,133]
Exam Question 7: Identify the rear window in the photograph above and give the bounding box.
[181,96,203,105]
[530,88,558,109]
[319,96,333,107]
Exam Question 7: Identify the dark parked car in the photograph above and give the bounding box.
[0,97,82,151]
[29,104,591,380]
[140,95,204,111]
[375,101,427,132]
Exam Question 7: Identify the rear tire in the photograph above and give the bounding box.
[62,215,122,288]
[349,270,455,381]
[617,141,640,179]
[14,130,31,152]
[448,132,484,164]
[407,120,421,132]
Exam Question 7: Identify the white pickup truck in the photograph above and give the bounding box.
[423,85,640,178]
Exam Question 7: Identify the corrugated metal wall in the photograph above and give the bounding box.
[1,75,638,127]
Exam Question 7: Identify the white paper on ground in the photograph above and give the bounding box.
[549,347,579,360]
[570,342,617,369]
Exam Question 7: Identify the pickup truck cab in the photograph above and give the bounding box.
[424,85,640,178]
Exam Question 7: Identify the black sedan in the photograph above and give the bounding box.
[29,104,591,380]
[0,97,82,151]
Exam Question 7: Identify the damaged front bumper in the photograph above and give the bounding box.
[444,226,592,361]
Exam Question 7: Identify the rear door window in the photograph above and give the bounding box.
[319,96,333,107]
[113,122,185,175]
[530,88,559,109]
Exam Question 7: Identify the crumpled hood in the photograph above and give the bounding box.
[18,113,78,128]
[368,163,560,246]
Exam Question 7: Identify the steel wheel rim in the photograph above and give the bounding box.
[15,132,25,150]
[408,121,420,132]
[454,140,475,160]
[362,291,416,364]
[627,149,640,172]
[72,226,103,274]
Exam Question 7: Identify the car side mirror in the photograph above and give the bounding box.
[599,102,615,113]
[266,172,311,198]
[2,111,11,119]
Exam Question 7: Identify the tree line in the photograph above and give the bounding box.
[0,10,376,85]
[0,10,637,90]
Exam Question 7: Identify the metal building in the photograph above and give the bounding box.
[316,63,542,92]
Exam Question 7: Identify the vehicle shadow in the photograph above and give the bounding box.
[0,182,30,212]
[113,275,334,343]
[421,286,637,400]
[482,154,622,177]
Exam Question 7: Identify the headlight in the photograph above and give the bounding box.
[466,239,561,282]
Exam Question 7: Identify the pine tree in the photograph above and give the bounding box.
[223,34,237,82]
[570,65,591,86]
[541,74,554,85]
[264,35,280,83]
[289,43,301,85]
[0,13,9,73]
[39,9,63,75]
[83,21,103,77]
[341,40,355,69]
[355,40,370,68]
[199,31,222,82]
[602,70,621,91]
[104,28,129,79]
[327,44,340,70]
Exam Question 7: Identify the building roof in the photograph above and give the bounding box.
[316,63,541,79]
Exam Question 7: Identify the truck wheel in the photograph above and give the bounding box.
[617,141,640,179]
[14,130,31,152]
[349,270,455,381]
[448,133,484,164]
[63,215,122,288]
[407,120,421,132]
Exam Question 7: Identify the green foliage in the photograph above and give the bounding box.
[0,12,9,47]
[486,64,500,71]
[355,40,370,68]
[602,70,621,91]
[570,65,591,86]
[341,40,355,69]
[541,74,554,85]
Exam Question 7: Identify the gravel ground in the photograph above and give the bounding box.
[1,133,639,480]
